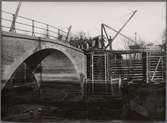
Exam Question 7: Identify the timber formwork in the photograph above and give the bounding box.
[84,49,165,97]
[146,50,165,83]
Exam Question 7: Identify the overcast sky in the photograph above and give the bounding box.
[2,2,166,49]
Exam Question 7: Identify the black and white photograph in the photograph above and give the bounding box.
[1,1,166,122]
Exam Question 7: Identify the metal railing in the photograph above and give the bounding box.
[1,10,69,41]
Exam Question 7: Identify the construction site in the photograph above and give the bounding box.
[1,2,166,122]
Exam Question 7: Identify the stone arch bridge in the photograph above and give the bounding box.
[1,31,86,90]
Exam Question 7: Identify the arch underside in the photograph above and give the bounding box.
[5,48,80,89]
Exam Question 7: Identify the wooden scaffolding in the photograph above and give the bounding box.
[84,48,165,97]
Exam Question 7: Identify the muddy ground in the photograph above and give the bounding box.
[1,81,165,122]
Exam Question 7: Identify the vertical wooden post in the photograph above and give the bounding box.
[109,36,112,50]
[146,51,149,84]
[104,52,108,85]
[110,75,113,93]
[161,55,164,81]
[109,53,113,92]
[101,24,103,45]
[80,73,85,99]
[161,50,164,81]
[118,77,121,93]
[91,52,94,92]
[142,52,148,84]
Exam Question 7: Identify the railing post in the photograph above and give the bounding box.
[58,29,63,40]
[46,24,49,38]
[32,20,35,36]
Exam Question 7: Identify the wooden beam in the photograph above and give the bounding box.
[105,10,137,49]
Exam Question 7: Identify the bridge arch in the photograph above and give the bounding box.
[3,48,81,89]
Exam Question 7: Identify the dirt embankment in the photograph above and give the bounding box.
[126,83,165,121]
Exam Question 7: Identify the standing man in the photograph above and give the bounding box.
[69,37,74,46]
[93,36,99,49]
[87,38,92,49]
[100,37,105,49]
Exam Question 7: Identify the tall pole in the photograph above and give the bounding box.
[66,25,72,41]
[10,1,22,32]
[109,36,112,50]
[101,24,104,46]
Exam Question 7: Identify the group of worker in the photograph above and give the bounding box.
[68,36,105,50]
